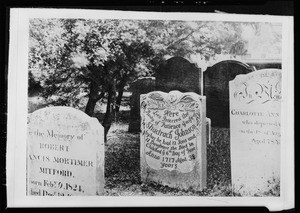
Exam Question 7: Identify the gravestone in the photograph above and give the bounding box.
[128,77,156,132]
[140,91,207,190]
[229,69,281,196]
[204,60,255,127]
[155,56,202,94]
[27,106,104,196]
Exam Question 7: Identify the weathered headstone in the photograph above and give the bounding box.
[230,69,281,196]
[128,77,156,132]
[140,91,207,190]
[204,60,255,127]
[27,106,105,196]
[155,56,202,94]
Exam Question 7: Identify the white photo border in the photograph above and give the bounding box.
[6,8,294,210]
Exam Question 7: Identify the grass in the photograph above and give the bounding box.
[104,121,280,197]
[28,93,280,197]
[104,121,236,196]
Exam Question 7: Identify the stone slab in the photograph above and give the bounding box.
[140,91,207,190]
[204,60,254,127]
[229,69,281,196]
[27,106,105,196]
[155,56,202,94]
[128,77,156,132]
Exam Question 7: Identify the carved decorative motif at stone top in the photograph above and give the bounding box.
[232,69,282,105]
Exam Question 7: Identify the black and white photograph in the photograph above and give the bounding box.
[5,5,294,210]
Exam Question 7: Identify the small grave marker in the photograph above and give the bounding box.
[128,77,156,132]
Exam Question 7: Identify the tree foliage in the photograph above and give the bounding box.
[29,18,250,138]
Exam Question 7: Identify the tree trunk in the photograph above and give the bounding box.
[102,81,116,142]
[115,75,127,113]
[115,87,124,113]
[85,81,104,116]
[85,97,98,116]
[103,89,112,141]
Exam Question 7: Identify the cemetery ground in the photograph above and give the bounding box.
[28,91,280,197]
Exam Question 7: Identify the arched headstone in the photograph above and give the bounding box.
[129,57,203,133]
[230,69,281,196]
[27,107,105,196]
[140,91,207,190]
[204,60,255,127]
[155,56,202,94]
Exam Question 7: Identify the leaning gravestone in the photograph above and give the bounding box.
[27,106,104,196]
[155,56,202,94]
[128,77,156,132]
[140,91,207,190]
[204,60,254,127]
[230,69,281,196]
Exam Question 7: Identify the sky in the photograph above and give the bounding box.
[189,22,282,70]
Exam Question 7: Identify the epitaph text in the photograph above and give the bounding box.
[140,91,207,190]
[27,107,104,196]
[230,69,281,196]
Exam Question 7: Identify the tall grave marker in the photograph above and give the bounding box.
[129,56,203,133]
[27,106,105,196]
[204,60,254,127]
[155,56,202,94]
[140,91,207,190]
[230,69,281,196]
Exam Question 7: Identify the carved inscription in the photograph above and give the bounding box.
[141,91,202,173]
[230,69,281,195]
[27,107,104,196]
[233,71,281,104]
